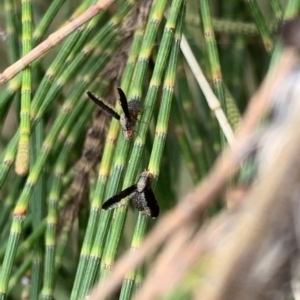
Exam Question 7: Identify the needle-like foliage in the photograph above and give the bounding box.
[0,0,297,299]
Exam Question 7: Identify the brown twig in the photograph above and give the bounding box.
[195,73,300,299]
[134,213,230,300]
[136,97,300,298]
[0,0,114,85]
[88,46,298,299]
[132,220,197,300]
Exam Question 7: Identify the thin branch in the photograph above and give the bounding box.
[87,46,298,300]
[180,34,235,145]
[0,0,114,85]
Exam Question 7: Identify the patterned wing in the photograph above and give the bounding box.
[117,87,131,120]
[102,185,136,210]
[87,91,120,120]
[144,188,159,218]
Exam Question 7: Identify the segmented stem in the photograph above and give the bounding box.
[244,0,273,52]
[0,31,116,298]
[15,0,33,175]
[98,0,183,288]
[120,5,185,298]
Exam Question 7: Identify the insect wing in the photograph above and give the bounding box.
[117,87,131,120]
[102,185,136,210]
[144,188,159,218]
[87,91,120,120]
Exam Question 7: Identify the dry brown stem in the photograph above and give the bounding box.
[0,0,114,85]
[88,45,298,299]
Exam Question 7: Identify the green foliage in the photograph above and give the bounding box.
[0,0,295,299]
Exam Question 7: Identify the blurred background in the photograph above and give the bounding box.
[0,0,297,299]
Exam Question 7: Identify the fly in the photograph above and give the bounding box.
[87,88,141,139]
[102,170,159,218]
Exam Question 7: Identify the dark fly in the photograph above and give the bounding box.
[102,171,159,218]
[87,88,141,139]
